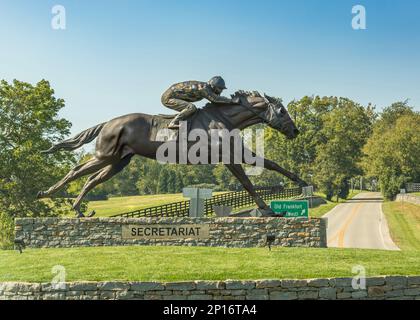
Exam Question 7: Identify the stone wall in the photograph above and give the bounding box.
[396,194,420,205]
[14,217,327,249]
[1,276,419,300]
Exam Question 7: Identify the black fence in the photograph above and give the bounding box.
[112,186,302,218]
[407,183,420,193]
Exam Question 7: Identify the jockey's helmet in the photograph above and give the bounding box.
[208,76,227,91]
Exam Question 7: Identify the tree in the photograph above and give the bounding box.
[261,96,374,198]
[258,96,342,187]
[167,170,176,194]
[363,110,420,199]
[158,168,169,193]
[175,171,184,192]
[313,98,373,200]
[0,79,76,246]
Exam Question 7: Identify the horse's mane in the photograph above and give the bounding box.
[202,90,264,111]
[231,90,264,99]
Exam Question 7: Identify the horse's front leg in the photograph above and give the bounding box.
[246,150,308,187]
[224,163,272,212]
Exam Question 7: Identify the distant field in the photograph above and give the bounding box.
[87,192,225,217]
[1,246,419,282]
[382,201,420,251]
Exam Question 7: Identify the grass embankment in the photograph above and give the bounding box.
[382,201,420,251]
[0,246,419,282]
[309,190,362,218]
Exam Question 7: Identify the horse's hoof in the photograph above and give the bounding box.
[37,191,45,199]
[87,210,96,218]
[251,207,274,217]
[261,208,276,217]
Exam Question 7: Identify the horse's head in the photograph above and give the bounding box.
[262,94,299,139]
[234,91,299,139]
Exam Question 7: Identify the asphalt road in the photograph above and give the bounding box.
[325,192,399,250]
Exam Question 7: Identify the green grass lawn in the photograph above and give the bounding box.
[382,201,420,251]
[309,190,362,218]
[0,246,419,282]
[87,192,225,217]
[87,193,188,217]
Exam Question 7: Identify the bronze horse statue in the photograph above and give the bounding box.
[38,91,307,217]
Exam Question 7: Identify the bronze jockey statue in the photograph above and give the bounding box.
[161,76,235,129]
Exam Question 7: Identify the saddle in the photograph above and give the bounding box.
[150,113,195,142]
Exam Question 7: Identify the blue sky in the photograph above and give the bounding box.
[1,0,419,135]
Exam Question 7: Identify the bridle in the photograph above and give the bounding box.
[238,95,287,128]
[238,96,273,126]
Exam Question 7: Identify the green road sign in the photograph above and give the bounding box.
[270,200,309,218]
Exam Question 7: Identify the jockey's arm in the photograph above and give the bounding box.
[201,87,233,104]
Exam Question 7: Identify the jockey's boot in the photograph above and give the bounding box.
[168,114,181,129]
[168,104,197,129]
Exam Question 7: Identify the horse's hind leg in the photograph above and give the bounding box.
[72,155,133,216]
[37,157,110,198]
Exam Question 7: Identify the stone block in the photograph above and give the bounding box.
[337,292,352,299]
[69,282,98,291]
[404,288,420,296]
[368,286,385,297]
[319,287,337,300]
[366,277,386,286]
[407,276,420,286]
[298,291,319,300]
[385,276,407,287]
[307,279,330,288]
[281,279,307,288]
[246,295,269,300]
[187,294,213,300]
[225,281,255,290]
[333,277,353,287]
[165,282,196,291]
[270,291,297,300]
[98,282,130,291]
[130,282,164,291]
[255,280,281,289]
[351,291,367,299]
[195,281,224,290]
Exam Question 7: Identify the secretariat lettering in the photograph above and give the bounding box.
[132,226,201,237]
[122,224,210,240]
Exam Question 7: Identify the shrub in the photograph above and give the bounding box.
[0,212,14,250]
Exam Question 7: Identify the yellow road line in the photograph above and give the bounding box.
[328,202,363,247]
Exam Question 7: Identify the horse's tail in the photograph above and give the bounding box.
[41,122,106,154]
